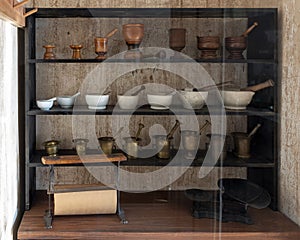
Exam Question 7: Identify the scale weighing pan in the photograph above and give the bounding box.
[218,178,271,209]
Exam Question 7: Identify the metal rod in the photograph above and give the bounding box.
[45,165,54,229]
[167,120,180,139]
[199,120,211,134]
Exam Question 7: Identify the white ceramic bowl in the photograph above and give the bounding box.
[147,94,173,110]
[180,90,208,109]
[221,90,255,110]
[57,96,75,109]
[36,100,54,111]
[85,94,109,110]
[117,95,139,110]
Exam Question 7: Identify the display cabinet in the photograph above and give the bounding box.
[25,8,278,211]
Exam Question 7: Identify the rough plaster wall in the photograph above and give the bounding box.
[0,19,19,240]
[29,0,300,226]
[279,0,300,226]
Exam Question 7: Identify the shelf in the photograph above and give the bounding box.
[41,153,126,165]
[28,58,277,64]
[27,105,276,117]
[32,8,277,19]
[29,149,274,168]
[123,150,275,168]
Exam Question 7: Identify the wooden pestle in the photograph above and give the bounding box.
[242,79,274,92]
[167,120,180,139]
[105,28,118,38]
[241,22,259,37]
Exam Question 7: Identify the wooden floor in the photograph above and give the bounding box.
[18,191,300,240]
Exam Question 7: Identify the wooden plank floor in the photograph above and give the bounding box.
[18,191,300,240]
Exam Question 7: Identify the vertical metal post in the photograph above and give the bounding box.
[44,164,54,228]
[116,161,128,224]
